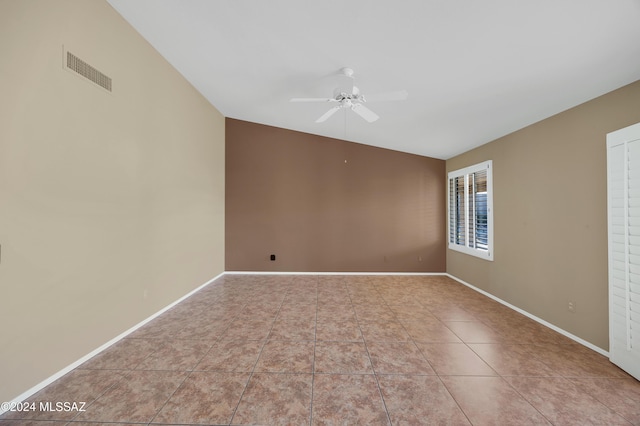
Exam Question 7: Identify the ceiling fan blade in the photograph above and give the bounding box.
[316,106,341,123]
[365,90,408,102]
[352,103,379,122]
[290,97,334,102]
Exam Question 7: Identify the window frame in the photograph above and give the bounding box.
[447,160,494,261]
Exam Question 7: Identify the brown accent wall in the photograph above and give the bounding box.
[447,79,640,351]
[0,0,225,402]
[226,119,446,272]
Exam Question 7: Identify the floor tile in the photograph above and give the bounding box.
[283,293,317,305]
[316,318,363,341]
[74,370,187,423]
[77,338,158,370]
[349,294,385,305]
[316,305,357,322]
[232,373,312,425]
[528,344,630,378]
[0,421,70,425]
[385,300,425,312]
[417,343,497,376]
[359,320,412,342]
[222,318,274,340]
[152,372,249,424]
[441,376,550,425]
[426,303,477,321]
[569,378,640,425]
[136,339,211,371]
[402,319,463,343]
[392,307,439,322]
[468,344,557,377]
[366,341,436,375]
[277,303,317,320]
[5,274,639,425]
[242,303,282,316]
[495,321,581,345]
[195,339,264,372]
[128,313,191,339]
[506,376,632,425]
[378,374,470,425]
[254,340,314,373]
[314,341,373,374]
[444,321,505,343]
[312,374,389,425]
[354,305,397,322]
[0,369,124,421]
[269,317,316,341]
[174,319,230,340]
[316,294,352,307]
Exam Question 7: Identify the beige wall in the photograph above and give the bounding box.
[447,79,640,350]
[226,119,446,272]
[0,0,225,402]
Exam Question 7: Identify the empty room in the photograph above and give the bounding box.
[1,0,640,425]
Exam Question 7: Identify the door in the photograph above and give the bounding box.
[607,121,640,380]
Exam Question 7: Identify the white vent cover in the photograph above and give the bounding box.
[65,50,112,92]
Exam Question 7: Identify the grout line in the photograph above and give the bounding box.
[309,274,319,426]
[227,277,286,425]
[350,276,394,426]
[146,306,234,425]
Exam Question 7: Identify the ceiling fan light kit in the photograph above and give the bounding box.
[290,67,407,123]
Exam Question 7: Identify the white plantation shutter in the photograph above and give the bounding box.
[448,161,493,260]
[449,176,465,245]
[628,142,640,355]
[468,168,488,250]
[607,122,640,381]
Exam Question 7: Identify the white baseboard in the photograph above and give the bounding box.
[445,273,609,357]
[224,271,448,276]
[1,272,225,415]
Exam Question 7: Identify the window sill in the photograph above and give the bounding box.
[448,243,494,261]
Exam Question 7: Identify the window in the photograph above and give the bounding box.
[448,160,493,260]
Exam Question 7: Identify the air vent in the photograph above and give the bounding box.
[66,51,112,92]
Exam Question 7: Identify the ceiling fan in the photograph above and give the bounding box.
[290,67,408,123]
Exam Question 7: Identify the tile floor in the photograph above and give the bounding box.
[2,274,640,425]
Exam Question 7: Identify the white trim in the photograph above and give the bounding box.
[224,271,448,276]
[446,274,609,357]
[447,160,494,261]
[0,272,225,415]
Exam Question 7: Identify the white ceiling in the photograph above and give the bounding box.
[107,0,640,159]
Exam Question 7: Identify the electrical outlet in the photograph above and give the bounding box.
[568,300,576,313]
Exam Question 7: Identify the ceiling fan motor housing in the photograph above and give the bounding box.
[333,86,363,102]
[290,67,405,123]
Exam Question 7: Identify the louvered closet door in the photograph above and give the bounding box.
[607,122,640,381]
